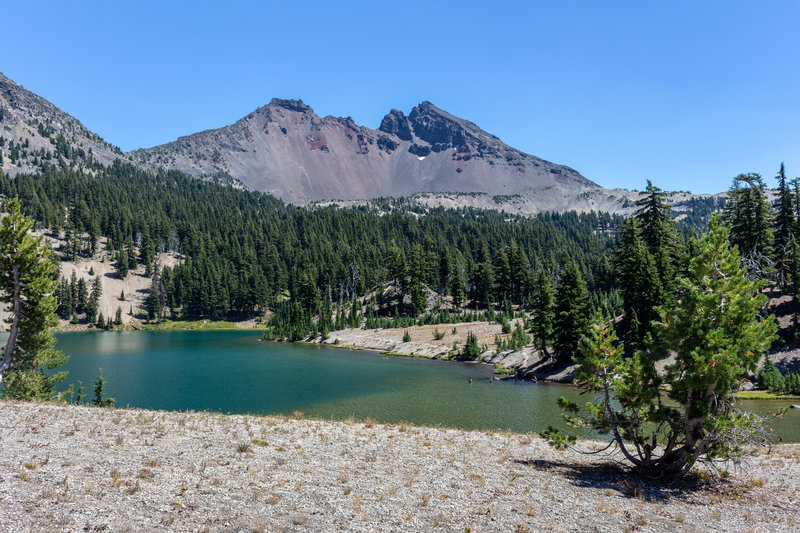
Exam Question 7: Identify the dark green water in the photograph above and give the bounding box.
[8,331,800,440]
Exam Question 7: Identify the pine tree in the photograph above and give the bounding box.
[117,249,129,279]
[530,269,555,356]
[471,262,494,310]
[88,276,102,324]
[0,198,69,400]
[92,369,115,407]
[76,277,89,318]
[462,331,481,360]
[449,262,466,309]
[145,267,165,321]
[553,261,590,363]
[724,173,774,271]
[297,271,320,314]
[407,243,429,315]
[493,248,512,304]
[613,218,663,343]
[634,180,679,296]
[548,215,777,477]
[773,163,795,287]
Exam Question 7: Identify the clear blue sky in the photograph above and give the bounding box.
[2,1,798,193]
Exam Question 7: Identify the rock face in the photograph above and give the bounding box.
[130,98,603,208]
[0,72,125,175]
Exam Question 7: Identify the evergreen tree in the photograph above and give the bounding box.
[74,381,84,405]
[553,261,590,363]
[76,277,89,318]
[548,215,777,477]
[471,262,494,310]
[117,249,129,279]
[0,198,68,400]
[438,248,453,296]
[462,331,481,360]
[613,218,663,343]
[449,263,466,309]
[724,173,774,272]
[87,276,102,324]
[297,271,320,314]
[634,180,679,296]
[493,248,512,304]
[407,243,430,315]
[773,163,795,287]
[115,306,123,325]
[530,269,555,356]
[145,266,166,321]
[92,369,115,407]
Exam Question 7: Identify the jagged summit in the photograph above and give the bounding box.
[268,98,313,113]
[0,71,665,214]
[130,97,598,206]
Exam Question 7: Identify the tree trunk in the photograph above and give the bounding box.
[0,266,21,383]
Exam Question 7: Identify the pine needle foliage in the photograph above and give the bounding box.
[0,198,68,400]
[545,215,777,478]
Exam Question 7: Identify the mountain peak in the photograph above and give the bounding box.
[268,98,313,113]
[131,96,597,205]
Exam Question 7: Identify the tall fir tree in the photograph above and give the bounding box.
[634,180,680,296]
[0,198,68,400]
[530,269,555,356]
[553,261,590,363]
[87,276,102,324]
[613,218,663,344]
[773,163,795,287]
[723,173,774,272]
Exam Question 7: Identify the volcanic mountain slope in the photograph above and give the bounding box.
[0,71,714,216]
[0,73,126,175]
[130,99,609,209]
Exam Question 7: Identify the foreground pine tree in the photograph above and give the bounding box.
[545,215,777,478]
[0,198,68,400]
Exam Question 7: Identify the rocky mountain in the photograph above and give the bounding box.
[130,99,617,211]
[0,71,716,216]
[0,73,126,175]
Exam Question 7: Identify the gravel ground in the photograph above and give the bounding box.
[1,401,798,532]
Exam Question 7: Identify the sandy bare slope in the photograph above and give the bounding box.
[1,401,798,532]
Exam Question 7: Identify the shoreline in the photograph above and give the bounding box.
[310,321,579,383]
[2,400,798,532]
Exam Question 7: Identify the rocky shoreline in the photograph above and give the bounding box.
[2,401,798,532]
[316,322,578,383]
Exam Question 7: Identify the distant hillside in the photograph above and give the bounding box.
[0,73,127,175]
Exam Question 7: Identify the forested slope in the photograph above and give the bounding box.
[0,162,623,327]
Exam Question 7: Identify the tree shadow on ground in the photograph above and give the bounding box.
[514,458,734,504]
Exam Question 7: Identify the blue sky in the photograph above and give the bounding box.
[2,1,798,193]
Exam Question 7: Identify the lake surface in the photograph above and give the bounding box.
[9,331,800,440]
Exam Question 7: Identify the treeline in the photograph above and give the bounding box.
[0,162,624,330]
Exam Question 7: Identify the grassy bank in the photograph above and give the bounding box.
[734,390,800,400]
[141,319,268,331]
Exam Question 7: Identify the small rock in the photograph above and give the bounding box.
[739,380,755,391]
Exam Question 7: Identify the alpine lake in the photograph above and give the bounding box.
[8,330,800,441]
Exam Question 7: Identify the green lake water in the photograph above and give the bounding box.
[4,331,799,440]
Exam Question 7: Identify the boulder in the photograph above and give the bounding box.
[739,380,755,391]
